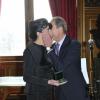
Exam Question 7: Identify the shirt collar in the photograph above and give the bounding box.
[56,34,66,50]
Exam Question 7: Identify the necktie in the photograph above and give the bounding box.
[55,43,59,56]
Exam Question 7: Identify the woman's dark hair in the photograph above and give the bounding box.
[29,18,49,41]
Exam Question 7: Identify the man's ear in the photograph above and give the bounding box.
[58,27,63,33]
[58,27,63,31]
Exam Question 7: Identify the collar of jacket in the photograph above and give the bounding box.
[51,35,71,50]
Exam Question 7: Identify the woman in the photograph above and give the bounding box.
[23,18,59,100]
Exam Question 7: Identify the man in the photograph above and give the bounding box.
[48,16,90,100]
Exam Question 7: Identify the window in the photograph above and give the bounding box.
[34,0,52,21]
[0,0,25,56]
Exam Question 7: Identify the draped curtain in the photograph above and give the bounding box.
[49,0,77,39]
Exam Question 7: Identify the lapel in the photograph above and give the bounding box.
[59,35,71,58]
[50,35,71,58]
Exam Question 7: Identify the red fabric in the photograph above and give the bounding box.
[49,0,77,39]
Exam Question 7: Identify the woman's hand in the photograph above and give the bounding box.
[42,32,53,47]
[48,79,60,86]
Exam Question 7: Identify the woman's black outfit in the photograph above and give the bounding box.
[23,43,54,100]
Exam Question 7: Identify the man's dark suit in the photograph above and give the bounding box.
[48,35,90,100]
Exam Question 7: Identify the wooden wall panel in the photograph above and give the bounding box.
[0,56,24,100]
[0,56,23,76]
[84,7,100,97]
[85,7,100,70]
[77,0,100,96]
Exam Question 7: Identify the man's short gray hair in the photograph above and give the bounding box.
[51,16,67,33]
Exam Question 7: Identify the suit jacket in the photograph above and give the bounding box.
[23,43,53,95]
[48,35,90,100]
